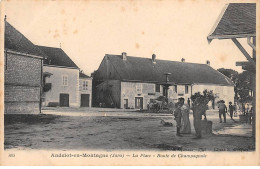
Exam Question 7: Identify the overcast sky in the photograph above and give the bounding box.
[3,0,255,75]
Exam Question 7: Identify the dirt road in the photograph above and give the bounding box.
[4,108,255,151]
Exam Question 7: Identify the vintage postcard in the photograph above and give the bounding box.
[0,0,259,166]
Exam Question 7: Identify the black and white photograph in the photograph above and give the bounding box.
[0,0,259,166]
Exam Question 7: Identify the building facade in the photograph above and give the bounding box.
[93,53,234,109]
[4,20,45,114]
[38,46,80,107]
[79,72,92,107]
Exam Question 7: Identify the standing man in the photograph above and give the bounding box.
[187,98,191,108]
[229,102,234,119]
[174,102,182,137]
[218,101,227,123]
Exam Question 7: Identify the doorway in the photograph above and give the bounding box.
[123,99,128,109]
[60,93,69,107]
[135,97,143,109]
[81,94,90,107]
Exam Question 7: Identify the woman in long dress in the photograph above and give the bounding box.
[180,104,191,134]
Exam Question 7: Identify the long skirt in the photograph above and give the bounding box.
[181,112,191,134]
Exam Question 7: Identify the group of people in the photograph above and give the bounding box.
[218,101,237,123]
[173,100,191,137]
[172,99,238,138]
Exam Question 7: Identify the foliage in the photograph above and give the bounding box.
[191,90,215,106]
[218,68,254,104]
[217,68,239,83]
[236,71,254,103]
[217,68,239,98]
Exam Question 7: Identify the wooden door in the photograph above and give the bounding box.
[135,97,143,109]
[81,94,90,107]
[124,99,128,109]
[60,94,69,107]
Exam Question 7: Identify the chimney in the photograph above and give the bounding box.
[152,54,156,63]
[122,52,127,61]
[206,60,210,65]
[181,58,185,62]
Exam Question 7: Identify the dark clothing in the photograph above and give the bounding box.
[219,111,226,123]
[174,108,182,128]
[192,104,205,138]
[174,107,182,136]
[218,103,227,123]
[187,99,191,108]
[229,104,234,119]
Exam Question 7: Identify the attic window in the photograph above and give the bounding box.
[155,84,160,92]
[136,83,142,93]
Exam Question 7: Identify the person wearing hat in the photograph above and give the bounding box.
[174,102,183,136]
[218,100,227,123]
[228,102,234,119]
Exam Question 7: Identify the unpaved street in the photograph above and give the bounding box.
[4,108,254,151]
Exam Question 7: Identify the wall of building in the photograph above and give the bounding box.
[95,80,121,108]
[176,85,192,104]
[121,82,159,109]
[79,78,93,107]
[120,82,181,109]
[4,52,42,114]
[42,66,79,107]
[192,84,234,108]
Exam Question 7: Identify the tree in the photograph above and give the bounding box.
[217,68,239,99]
[191,90,215,118]
[217,68,239,83]
[236,71,254,103]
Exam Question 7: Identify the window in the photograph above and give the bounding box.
[83,80,88,91]
[155,84,160,92]
[62,75,68,86]
[136,83,142,93]
[185,85,189,94]
[175,85,177,93]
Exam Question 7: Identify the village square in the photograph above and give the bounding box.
[3,2,256,151]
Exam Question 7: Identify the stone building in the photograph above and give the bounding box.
[79,72,92,107]
[38,46,80,107]
[4,20,46,114]
[93,53,234,109]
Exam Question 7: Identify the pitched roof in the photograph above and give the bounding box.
[79,72,90,78]
[208,3,256,41]
[96,54,234,86]
[4,21,47,57]
[37,46,79,68]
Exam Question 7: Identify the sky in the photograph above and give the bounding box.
[2,0,256,75]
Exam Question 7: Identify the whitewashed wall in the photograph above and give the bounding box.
[43,66,80,107]
[79,78,92,107]
[192,84,234,108]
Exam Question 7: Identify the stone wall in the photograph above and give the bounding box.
[4,52,42,114]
